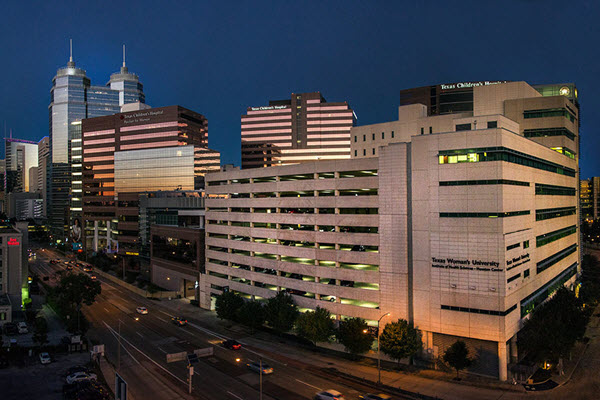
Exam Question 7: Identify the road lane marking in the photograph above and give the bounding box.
[102,322,141,365]
[157,347,167,354]
[136,332,144,338]
[103,308,109,312]
[156,317,167,323]
[227,391,243,400]
[103,321,187,385]
[295,379,321,391]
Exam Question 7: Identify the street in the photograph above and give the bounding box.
[30,248,404,400]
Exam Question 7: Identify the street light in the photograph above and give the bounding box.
[377,312,391,385]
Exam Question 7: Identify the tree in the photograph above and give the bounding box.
[518,287,587,364]
[236,301,266,332]
[337,317,374,357]
[33,317,49,347]
[443,340,472,379]
[55,272,101,334]
[215,290,245,321]
[379,319,422,365]
[295,307,334,344]
[265,291,298,334]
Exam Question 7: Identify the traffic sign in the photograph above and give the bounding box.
[193,347,214,357]
[166,351,187,363]
[115,372,127,400]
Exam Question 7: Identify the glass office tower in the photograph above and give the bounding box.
[48,52,146,238]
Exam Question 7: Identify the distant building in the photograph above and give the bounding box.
[82,105,219,256]
[0,224,27,312]
[5,138,39,193]
[37,137,50,217]
[580,177,599,220]
[241,92,355,168]
[7,192,43,220]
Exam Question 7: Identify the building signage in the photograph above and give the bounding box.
[431,257,501,271]
[250,105,288,111]
[121,109,165,124]
[440,81,507,90]
[506,253,530,270]
[8,238,19,246]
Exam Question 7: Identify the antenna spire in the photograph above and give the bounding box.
[122,44,126,68]
[69,39,73,62]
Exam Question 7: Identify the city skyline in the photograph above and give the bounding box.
[0,1,599,178]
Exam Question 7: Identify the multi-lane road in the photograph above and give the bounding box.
[30,248,402,400]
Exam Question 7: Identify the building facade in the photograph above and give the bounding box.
[580,177,599,221]
[204,81,580,380]
[241,92,355,168]
[0,225,26,311]
[82,105,219,256]
[5,138,39,193]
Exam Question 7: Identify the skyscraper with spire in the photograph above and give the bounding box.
[48,40,147,238]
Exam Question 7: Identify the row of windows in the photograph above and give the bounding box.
[506,240,530,252]
[536,206,577,221]
[440,179,529,187]
[207,221,378,234]
[536,225,577,247]
[523,108,576,123]
[216,207,378,215]
[523,127,576,141]
[536,244,577,274]
[208,254,379,271]
[535,183,576,196]
[441,304,517,316]
[228,189,378,198]
[438,146,576,177]
[208,170,378,186]
[507,273,521,283]
[551,146,576,160]
[354,131,395,142]
[440,211,530,218]
[208,233,378,252]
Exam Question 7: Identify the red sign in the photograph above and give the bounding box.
[8,238,19,246]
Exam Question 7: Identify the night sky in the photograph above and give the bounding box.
[1,1,598,178]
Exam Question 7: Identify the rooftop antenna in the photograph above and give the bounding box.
[123,44,126,68]
[67,38,75,67]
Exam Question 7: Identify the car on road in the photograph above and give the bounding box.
[66,371,97,384]
[66,264,73,271]
[247,361,274,374]
[314,390,346,400]
[17,322,28,334]
[39,352,51,364]
[136,306,148,315]
[222,339,242,350]
[88,273,97,280]
[359,394,392,400]
[83,266,92,272]
[171,317,188,326]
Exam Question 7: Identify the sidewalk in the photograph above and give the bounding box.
[152,297,529,400]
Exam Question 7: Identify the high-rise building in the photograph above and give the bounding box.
[5,138,39,193]
[241,92,355,168]
[580,177,600,220]
[48,43,146,238]
[204,81,580,381]
[37,137,50,217]
[82,105,219,256]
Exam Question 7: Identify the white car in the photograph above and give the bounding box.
[66,371,97,384]
[315,390,346,400]
[39,352,51,364]
[136,306,148,315]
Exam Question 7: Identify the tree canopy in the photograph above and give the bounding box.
[295,307,335,344]
[379,319,422,364]
[265,291,298,334]
[32,316,49,347]
[215,290,245,321]
[337,317,374,357]
[236,300,266,332]
[443,340,472,379]
[56,272,102,309]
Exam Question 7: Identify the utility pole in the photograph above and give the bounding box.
[117,320,121,371]
[188,365,193,394]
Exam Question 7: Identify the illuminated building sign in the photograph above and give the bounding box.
[440,81,507,90]
[431,257,501,271]
[8,238,20,246]
[250,106,288,111]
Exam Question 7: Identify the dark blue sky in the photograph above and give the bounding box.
[1,1,598,178]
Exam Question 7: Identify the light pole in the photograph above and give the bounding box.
[377,312,391,385]
[117,319,122,371]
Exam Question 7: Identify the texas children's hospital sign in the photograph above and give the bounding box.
[440,81,507,90]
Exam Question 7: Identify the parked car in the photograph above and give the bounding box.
[66,371,97,384]
[314,390,346,400]
[39,352,51,364]
[136,306,148,315]
[66,365,90,376]
[359,394,392,400]
[222,339,242,350]
[17,322,28,334]
[247,361,274,374]
[171,317,188,326]
[3,322,18,335]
